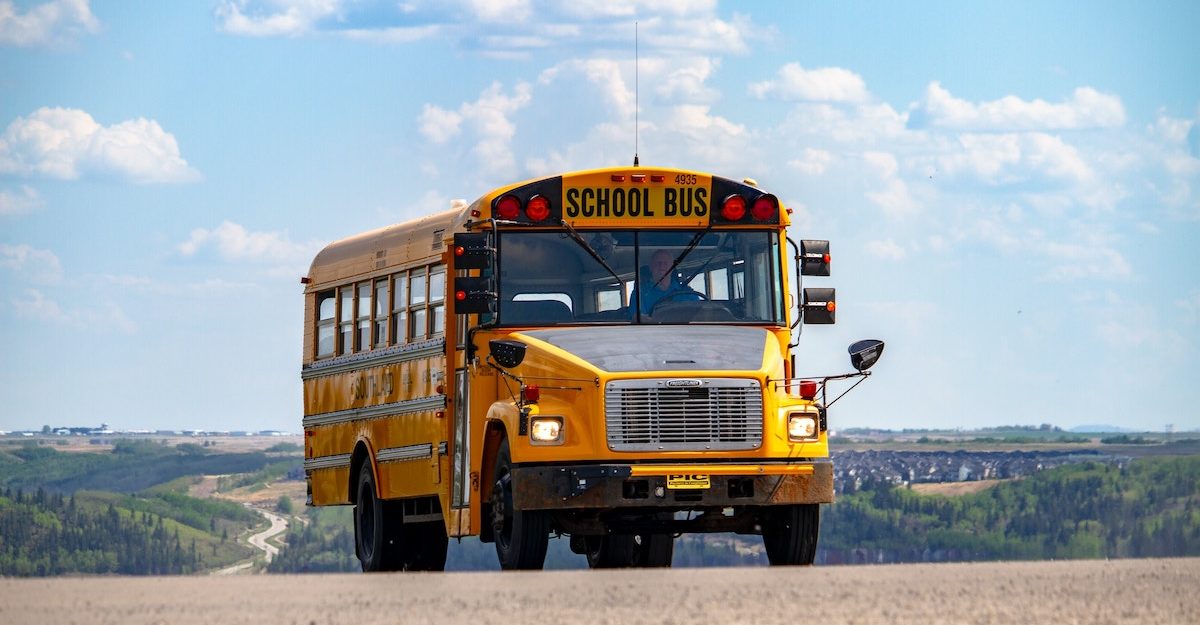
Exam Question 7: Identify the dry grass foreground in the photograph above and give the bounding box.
[1,558,1196,625]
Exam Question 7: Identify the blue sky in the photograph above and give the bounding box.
[1,1,1198,433]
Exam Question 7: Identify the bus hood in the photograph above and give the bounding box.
[518,326,769,373]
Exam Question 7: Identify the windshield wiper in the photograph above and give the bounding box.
[663,224,714,284]
[559,220,624,287]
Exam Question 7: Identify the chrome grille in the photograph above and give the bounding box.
[605,378,763,451]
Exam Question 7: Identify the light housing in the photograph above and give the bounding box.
[798,380,818,400]
[495,194,521,220]
[787,412,820,442]
[521,384,540,404]
[530,416,563,444]
[751,194,778,221]
[720,194,747,221]
[525,195,551,222]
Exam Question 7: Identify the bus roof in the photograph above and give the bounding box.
[305,202,472,291]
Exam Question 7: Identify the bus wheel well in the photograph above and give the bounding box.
[479,422,507,542]
[480,422,507,502]
[349,442,372,505]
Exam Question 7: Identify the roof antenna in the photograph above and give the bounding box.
[633,21,639,167]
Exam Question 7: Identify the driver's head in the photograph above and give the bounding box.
[649,250,673,287]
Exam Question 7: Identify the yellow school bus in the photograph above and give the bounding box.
[301,166,883,571]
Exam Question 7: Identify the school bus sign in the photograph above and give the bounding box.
[562,171,713,226]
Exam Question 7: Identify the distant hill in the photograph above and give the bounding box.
[1069,424,1135,433]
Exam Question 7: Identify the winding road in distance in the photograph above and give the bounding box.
[2,558,1196,625]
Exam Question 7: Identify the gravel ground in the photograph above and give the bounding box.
[1,558,1196,625]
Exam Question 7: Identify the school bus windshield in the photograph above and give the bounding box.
[495,229,784,325]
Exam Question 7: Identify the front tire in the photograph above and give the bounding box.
[761,504,820,566]
[490,438,549,570]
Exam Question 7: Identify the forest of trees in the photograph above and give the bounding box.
[819,456,1200,563]
[0,439,279,494]
[3,439,1197,575]
[268,456,1200,570]
[0,488,203,575]
[0,440,277,576]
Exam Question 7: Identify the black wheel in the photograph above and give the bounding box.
[354,462,400,572]
[585,533,674,568]
[761,504,820,566]
[490,438,549,570]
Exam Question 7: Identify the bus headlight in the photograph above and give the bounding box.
[530,417,564,444]
[787,413,819,442]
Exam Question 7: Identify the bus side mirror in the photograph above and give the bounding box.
[453,233,492,270]
[489,339,526,368]
[800,240,831,276]
[849,339,884,371]
[453,277,495,314]
[803,288,836,324]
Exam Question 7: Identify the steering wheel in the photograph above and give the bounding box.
[649,290,708,315]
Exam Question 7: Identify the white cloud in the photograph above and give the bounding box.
[1041,241,1131,281]
[0,107,200,184]
[540,58,635,118]
[418,81,532,178]
[749,62,869,103]
[11,288,136,334]
[909,82,1125,131]
[557,0,717,20]
[418,105,463,144]
[862,151,919,218]
[340,24,440,43]
[0,185,42,216]
[1179,292,1200,326]
[0,0,99,47]
[787,148,832,175]
[929,132,1093,187]
[215,0,340,37]
[466,0,530,23]
[865,238,906,261]
[0,243,63,284]
[654,57,720,103]
[777,102,908,145]
[213,0,754,56]
[644,13,752,55]
[96,274,257,295]
[178,221,320,267]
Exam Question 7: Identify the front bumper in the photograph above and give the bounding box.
[511,461,834,511]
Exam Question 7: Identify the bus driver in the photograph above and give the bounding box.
[634,249,701,316]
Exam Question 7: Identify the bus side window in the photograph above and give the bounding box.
[409,268,427,340]
[338,286,353,355]
[356,282,371,351]
[596,288,622,312]
[374,278,389,347]
[316,291,336,358]
[391,271,407,344]
[429,265,446,336]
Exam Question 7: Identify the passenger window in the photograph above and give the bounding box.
[374,279,389,347]
[356,282,371,351]
[430,266,446,336]
[338,286,353,355]
[410,268,427,306]
[316,291,336,358]
[391,272,407,344]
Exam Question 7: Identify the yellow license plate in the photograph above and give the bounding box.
[666,474,710,490]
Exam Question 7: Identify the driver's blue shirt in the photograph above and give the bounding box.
[634,277,701,316]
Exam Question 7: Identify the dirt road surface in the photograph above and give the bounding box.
[2,558,1195,625]
[211,507,289,576]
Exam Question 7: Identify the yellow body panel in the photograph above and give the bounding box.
[302,166,824,544]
